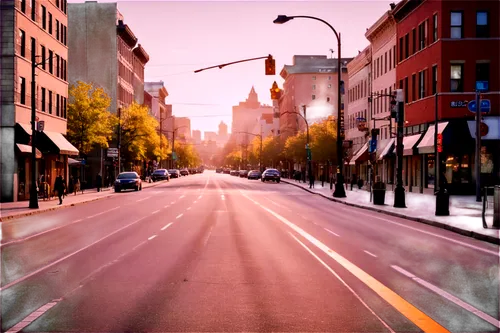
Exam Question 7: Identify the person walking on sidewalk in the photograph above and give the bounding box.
[54,174,65,205]
[309,172,315,189]
[96,173,103,192]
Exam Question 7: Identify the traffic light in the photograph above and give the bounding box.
[339,80,345,95]
[265,55,275,75]
[270,81,281,100]
[390,91,398,118]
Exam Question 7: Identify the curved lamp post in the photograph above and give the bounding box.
[274,14,346,197]
[280,109,311,182]
[235,131,263,172]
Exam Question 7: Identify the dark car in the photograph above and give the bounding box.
[239,170,249,178]
[168,169,180,178]
[151,169,170,182]
[216,168,223,173]
[180,169,189,176]
[262,169,281,183]
[247,170,261,180]
[115,172,142,192]
[223,168,231,174]
[230,170,239,176]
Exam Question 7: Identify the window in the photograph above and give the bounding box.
[389,49,392,70]
[412,74,416,101]
[48,50,53,74]
[20,77,26,105]
[399,37,403,62]
[312,84,316,90]
[31,0,36,20]
[418,22,426,50]
[63,97,67,118]
[419,70,426,99]
[326,97,330,102]
[404,34,409,59]
[432,65,438,94]
[476,11,489,38]
[393,46,396,67]
[384,52,387,73]
[30,37,36,63]
[63,25,67,45]
[21,0,26,13]
[19,29,26,57]
[48,90,52,114]
[450,64,463,92]
[412,28,417,54]
[41,5,46,29]
[56,54,60,77]
[450,12,463,39]
[404,77,409,103]
[312,76,316,80]
[433,14,438,42]
[56,0,59,8]
[312,94,316,100]
[41,87,46,111]
[41,45,46,70]
[56,93,60,117]
[476,62,490,88]
[48,12,52,34]
[56,19,59,40]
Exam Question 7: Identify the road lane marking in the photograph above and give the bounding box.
[148,235,157,241]
[161,223,173,231]
[325,228,340,237]
[180,195,185,199]
[0,215,149,292]
[392,265,500,328]
[289,233,396,333]
[86,206,120,219]
[171,201,176,204]
[198,195,203,199]
[203,226,214,247]
[352,211,499,257]
[1,218,82,247]
[151,210,160,215]
[132,240,147,251]
[364,250,378,258]
[136,196,151,202]
[187,207,191,211]
[265,197,292,211]
[164,205,170,208]
[240,190,449,333]
[176,214,183,219]
[5,300,59,333]
[193,200,197,204]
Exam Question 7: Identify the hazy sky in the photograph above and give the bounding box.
[69,0,391,137]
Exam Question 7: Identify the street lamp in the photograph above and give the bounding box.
[274,14,346,197]
[235,131,263,172]
[162,125,188,169]
[280,108,311,182]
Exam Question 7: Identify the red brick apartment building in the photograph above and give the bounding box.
[393,0,499,194]
[1,0,79,202]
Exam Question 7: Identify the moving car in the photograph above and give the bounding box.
[151,169,170,182]
[247,170,261,180]
[261,169,281,183]
[114,172,142,192]
[168,169,181,178]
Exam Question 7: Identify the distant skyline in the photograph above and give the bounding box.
[68,0,392,133]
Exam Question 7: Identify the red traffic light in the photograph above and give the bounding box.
[265,55,275,75]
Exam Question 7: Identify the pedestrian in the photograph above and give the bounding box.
[96,173,103,192]
[309,172,315,189]
[73,176,80,195]
[54,174,65,205]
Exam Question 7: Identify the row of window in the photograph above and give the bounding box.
[374,46,397,80]
[348,80,368,103]
[451,11,489,39]
[310,95,331,102]
[312,75,333,81]
[18,77,67,118]
[372,85,397,115]
[18,0,68,46]
[312,84,332,90]
[118,85,134,107]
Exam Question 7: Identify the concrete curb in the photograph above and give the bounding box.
[0,179,168,223]
[282,179,500,246]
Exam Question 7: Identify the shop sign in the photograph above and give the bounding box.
[480,122,489,137]
[357,117,367,131]
[437,133,443,153]
[450,100,468,108]
[107,148,118,157]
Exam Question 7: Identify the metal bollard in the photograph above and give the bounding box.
[494,186,500,228]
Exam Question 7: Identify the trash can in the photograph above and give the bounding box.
[494,186,500,228]
[435,189,450,216]
[373,189,386,205]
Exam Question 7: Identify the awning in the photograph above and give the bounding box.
[417,122,449,154]
[41,131,79,155]
[377,138,395,160]
[17,123,33,135]
[16,144,42,159]
[467,117,500,140]
[395,133,423,156]
[68,158,83,165]
[349,142,368,165]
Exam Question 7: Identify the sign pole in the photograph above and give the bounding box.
[475,91,481,202]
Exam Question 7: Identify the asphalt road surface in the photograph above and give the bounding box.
[1,171,499,332]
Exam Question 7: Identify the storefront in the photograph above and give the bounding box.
[15,144,42,201]
[395,133,424,192]
[348,142,369,185]
[375,138,395,185]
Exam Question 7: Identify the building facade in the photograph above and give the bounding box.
[174,117,191,142]
[192,130,201,144]
[204,131,217,142]
[1,0,79,202]
[394,0,500,194]
[279,55,352,139]
[68,1,149,185]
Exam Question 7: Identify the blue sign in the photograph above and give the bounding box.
[467,99,491,113]
[368,139,377,153]
[476,81,489,92]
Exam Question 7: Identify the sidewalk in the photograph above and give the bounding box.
[282,179,499,245]
[0,180,166,222]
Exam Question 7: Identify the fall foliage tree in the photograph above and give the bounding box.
[175,142,202,168]
[67,81,115,155]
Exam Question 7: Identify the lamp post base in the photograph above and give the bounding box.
[435,190,450,216]
[393,186,406,208]
[29,189,39,209]
[332,173,346,198]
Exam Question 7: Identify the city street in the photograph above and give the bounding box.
[1,171,499,332]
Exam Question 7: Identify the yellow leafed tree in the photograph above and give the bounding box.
[67,81,115,155]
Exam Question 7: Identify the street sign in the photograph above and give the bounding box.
[476,81,489,92]
[172,152,178,160]
[37,120,45,132]
[480,122,489,137]
[467,99,491,113]
[368,139,377,153]
[107,148,118,157]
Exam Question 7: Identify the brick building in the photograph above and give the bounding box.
[393,0,499,194]
[1,0,79,202]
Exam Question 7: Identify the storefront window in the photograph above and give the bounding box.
[481,146,494,173]
[427,154,435,187]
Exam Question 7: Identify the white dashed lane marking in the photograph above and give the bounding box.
[187,207,191,211]
[151,210,160,215]
[148,235,157,241]
[161,223,173,231]
[5,301,59,333]
[364,250,377,258]
[136,196,151,202]
[324,228,340,237]
[176,214,183,219]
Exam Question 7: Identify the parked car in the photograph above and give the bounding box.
[151,169,170,182]
[262,169,281,182]
[216,168,223,173]
[114,172,142,192]
[239,170,249,178]
[223,168,231,174]
[168,169,181,178]
[180,169,189,176]
[247,170,262,180]
[230,170,239,176]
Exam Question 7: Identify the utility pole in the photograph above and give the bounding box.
[475,90,482,202]
[394,89,406,208]
[29,57,38,209]
[117,107,122,174]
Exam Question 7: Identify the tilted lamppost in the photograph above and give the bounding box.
[273,15,346,197]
